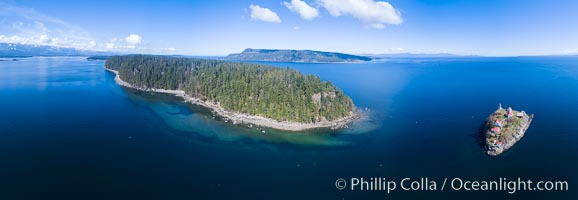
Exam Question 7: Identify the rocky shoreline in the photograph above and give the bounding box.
[483,105,533,156]
[105,68,361,131]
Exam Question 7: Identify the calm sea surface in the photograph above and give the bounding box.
[0,56,577,199]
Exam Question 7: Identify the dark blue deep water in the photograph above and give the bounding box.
[0,56,577,199]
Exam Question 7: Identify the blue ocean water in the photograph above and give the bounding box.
[0,56,577,199]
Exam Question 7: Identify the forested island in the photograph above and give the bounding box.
[105,55,359,131]
[87,56,110,61]
[482,104,533,156]
[225,48,372,63]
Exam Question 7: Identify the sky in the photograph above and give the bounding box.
[0,0,577,56]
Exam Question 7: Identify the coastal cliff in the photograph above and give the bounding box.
[104,55,360,131]
[482,104,533,156]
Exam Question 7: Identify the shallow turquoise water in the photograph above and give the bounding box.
[0,56,577,199]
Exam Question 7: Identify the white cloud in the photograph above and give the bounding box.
[283,0,319,20]
[0,3,114,51]
[0,35,24,43]
[105,42,115,49]
[38,34,50,43]
[249,4,281,23]
[162,47,176,52]
[125,34,142,45]
[0,3,165,53]
[0,34,57,45]
[317,0,402,29]
[388,47,404,53]
[0,3,92,45]
[0,32,151,52]
[293,26,301,30]
[105,35,140,50]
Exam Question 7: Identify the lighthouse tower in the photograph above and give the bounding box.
[498,103,503,110]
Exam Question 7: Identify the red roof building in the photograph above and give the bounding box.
[495,119,503,127]
[507,107,513,118]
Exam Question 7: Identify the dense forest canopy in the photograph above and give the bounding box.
[105,55,355,123]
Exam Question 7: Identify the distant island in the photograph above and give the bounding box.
[105,55,359,131]
[225,48,372,63]
[482,104,533,156]
[86,56,110,61]
[0,58,20,62]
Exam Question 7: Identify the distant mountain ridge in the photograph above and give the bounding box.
[225,48,372,63]
[0,43,111,57]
